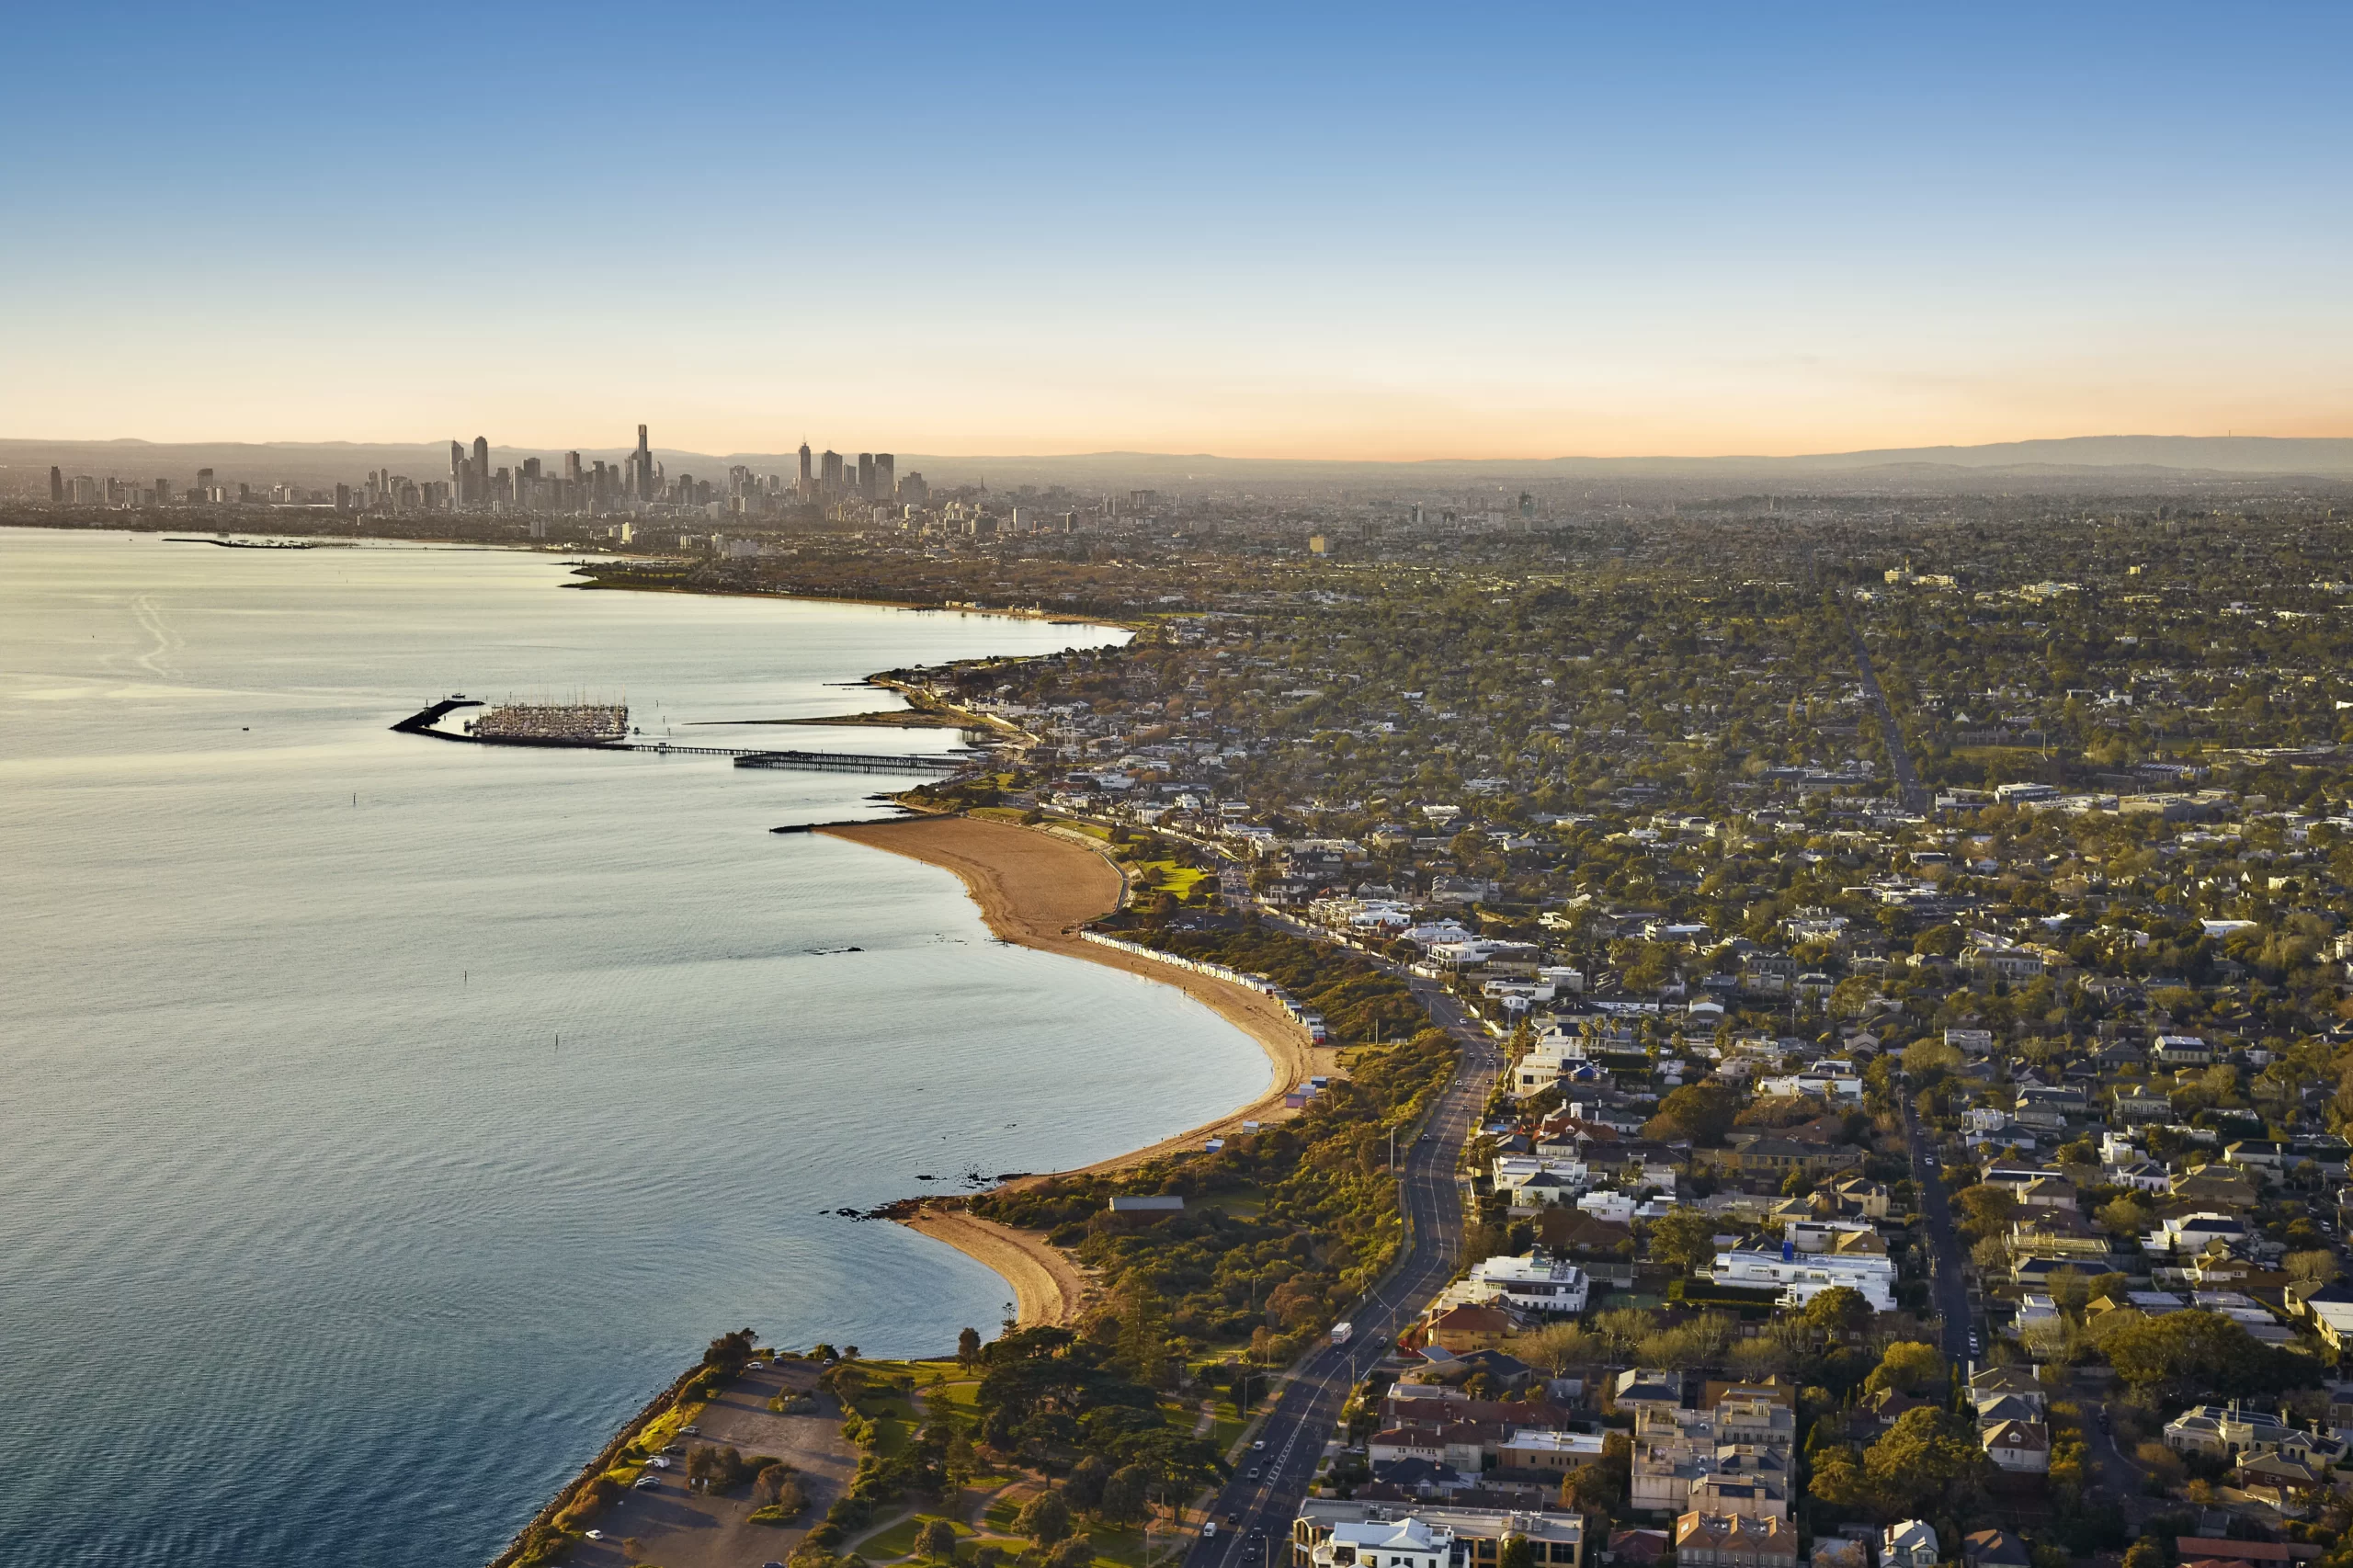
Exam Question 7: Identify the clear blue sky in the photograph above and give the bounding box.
[5,2,2348,457]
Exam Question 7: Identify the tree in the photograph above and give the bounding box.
[914,1519,961,1562]
[1560,1431,1631,1517]
[2287,1249,2341,1286]
[1802,1286,1874,1338]
[703,1327,759,1372]
[1017,1492,1073,1549]
[1860,1407,1996,1519]
[2104,1310,2312,1404]
[1498,1538,1536,1568]
[1115,1276,1174,1389]
[1646,1083,1737,1145]
[1864,1340,1947,1396]
[1100,1464,1153,1525]
[1045,1539,1097,1568]
[958,1327,984,1368]
[1807,1445,1870,1513]
[1595,1307,1659,1355]
[1063,1455,1110,1512]
[1518,1321,1603,1376]
[1954,1184,2018,1241]
[1646,1208,1721,1275]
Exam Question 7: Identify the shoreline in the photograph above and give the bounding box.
[819,814,1333,1324]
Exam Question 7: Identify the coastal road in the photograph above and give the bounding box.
[1182,986,1497,1568]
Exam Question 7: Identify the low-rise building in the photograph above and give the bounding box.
[1294,1503,1584,1568]
[1882,1521,1938,1568]
[1677,1512,1798,1568]
[1709,1244,1895,1311]
[1461,1250,1592,1316]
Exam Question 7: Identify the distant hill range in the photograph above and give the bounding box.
[5,433,2351,494]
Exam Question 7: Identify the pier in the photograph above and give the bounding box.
[733,749,966,774]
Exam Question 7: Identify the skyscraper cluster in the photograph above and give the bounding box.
[34,424,931,522]
[795,441,912,506]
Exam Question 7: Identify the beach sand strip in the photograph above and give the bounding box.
[819,814,1336,1324]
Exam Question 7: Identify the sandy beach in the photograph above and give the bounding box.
[821,814,1335,1324]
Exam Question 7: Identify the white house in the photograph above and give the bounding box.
[1711,1244,1895,1312]
[1461,1249,1591,1315]
[1883,1521,1938,1568]
[1309,1516,1454,1568]
[1982,1419,2051,1473]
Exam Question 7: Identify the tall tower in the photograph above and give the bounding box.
[820,449,844,497]
[49,465,63,504]
[857,452,875,501]
[798,439,813,488]
[874,453,895,499]
[635,425,653,501]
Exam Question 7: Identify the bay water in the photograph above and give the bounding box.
[0,528,1267,1565]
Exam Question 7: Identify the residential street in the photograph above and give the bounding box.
[1901,1093,1972,1365]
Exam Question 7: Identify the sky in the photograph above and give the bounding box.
[4,2,2349,460]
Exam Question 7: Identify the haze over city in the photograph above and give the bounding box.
[22,7,2353,1568]
[6,2,2351,459]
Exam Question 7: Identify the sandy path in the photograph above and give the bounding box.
[819,814,1337,1325]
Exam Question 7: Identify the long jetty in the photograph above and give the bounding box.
[389,700,973,775]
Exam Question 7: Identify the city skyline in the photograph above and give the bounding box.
[5,3,2349,458]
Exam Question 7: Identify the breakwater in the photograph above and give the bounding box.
[389,700,974,774]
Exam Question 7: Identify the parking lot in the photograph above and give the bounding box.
[569,1357,860,1568]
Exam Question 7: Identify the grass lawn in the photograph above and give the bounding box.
[858,1512,980,1559]
[1188,1184,1267,1219]
[983,1488,1042,1533]
[1207,1407,1248,1456]
[1075,1519,1192,1568]
[1129,858,1209,898]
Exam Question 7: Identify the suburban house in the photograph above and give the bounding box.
[1676,1513,1798,1568]
[1882,1521,1939,1568]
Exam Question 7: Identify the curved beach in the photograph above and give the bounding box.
[820,814,1333,1322]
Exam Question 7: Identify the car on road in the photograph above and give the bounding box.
[633,1476,660,1490]
[647,1456,672,1469]
[1203,1523,1219,1540]
[1227,1513,1241,1527]
[1246,1466,1262,1480]
[586,1531,606,1542]
[1968,1332,1981,1353]
[681,1424,700,1435]
[1252,1438,1266,1449]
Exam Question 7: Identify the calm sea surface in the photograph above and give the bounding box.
[0,528,1266,1566]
